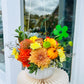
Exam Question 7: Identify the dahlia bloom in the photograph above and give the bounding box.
[29,48,50,70]
[30,42,42,50]
[18,48,31,67]
[47,48,58,59]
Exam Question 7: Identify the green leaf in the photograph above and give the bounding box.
[18,26,21,30]
[15,29,19,33]
[35,70,37,75]
[19,31,23,36]
[21,33,25,39]
[58,62,63,68]
[29,70,34,73]
[14,36,19,38]
[27,63,38,74]
[25,34,28,39]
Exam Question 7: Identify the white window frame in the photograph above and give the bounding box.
[1,0,22,84]
[1,0,84,84]
[71,0,84,84]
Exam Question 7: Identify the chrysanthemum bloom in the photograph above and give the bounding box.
[30,36,38,42]
[29,48,50,69]
[18,48,31,67]
[30,42,42,50]
[20,39,33,49]
[43,41,51,48]
[68,41,73,46]
[47,48,58,59]
[35,38,43,46]
[57,48,66,62]
[44,37,58,48]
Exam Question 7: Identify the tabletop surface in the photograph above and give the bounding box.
[17,68,69,84]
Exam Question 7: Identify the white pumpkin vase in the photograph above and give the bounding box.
[25,67,55,79]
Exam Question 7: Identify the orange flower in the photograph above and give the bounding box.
[20,39,33,49]
[29,48,50,69]
[35,38,43,46]
[18,48,31,67]
[47,48,58,59]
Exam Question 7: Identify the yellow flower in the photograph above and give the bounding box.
[30,36,38,42]
[44,38,58,48]
[68,41,73,46]
[15,52,19,59]
[29,48,50,70]
[57,49,66,62]
[11,48,17,55]
[30,42,42,50]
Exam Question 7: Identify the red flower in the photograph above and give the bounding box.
[46,36,50,39]
[18,48,31,67]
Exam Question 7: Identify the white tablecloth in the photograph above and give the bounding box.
[17,68,69,84]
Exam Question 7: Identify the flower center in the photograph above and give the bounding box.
[38,54,44,61]
[53,50,56,52]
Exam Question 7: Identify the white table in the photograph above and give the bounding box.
[17,68,69,84]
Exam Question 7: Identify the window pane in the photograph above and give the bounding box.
[0,0,5,71]
[24,0,76,81]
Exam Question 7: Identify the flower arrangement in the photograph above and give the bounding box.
[12,25,73,74]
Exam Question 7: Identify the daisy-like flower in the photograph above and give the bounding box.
[30,36,38,42]
[47,48,58,59]
[12,48,19,59]
[29,48,50,70]
[11,48,17,55]
[57,48,66,62]
[30,42,42,50]
[15,52,19,59]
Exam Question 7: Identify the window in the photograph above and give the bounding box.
[24,0,76,81]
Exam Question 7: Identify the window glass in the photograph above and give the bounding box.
[24,0,76,81]
[0,0,5,71]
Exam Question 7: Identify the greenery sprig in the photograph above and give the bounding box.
[28,63,38,74]
[15,26,28,42]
